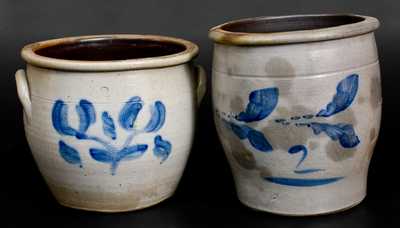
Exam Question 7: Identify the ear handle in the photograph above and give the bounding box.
[15,69,32,123]
[194,65,207,106]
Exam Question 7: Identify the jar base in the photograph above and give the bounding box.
[238,194,366,216]
[56,191,174,213]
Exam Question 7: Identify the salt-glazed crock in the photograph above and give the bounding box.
[209,14,381,215]
[16,34,206,212]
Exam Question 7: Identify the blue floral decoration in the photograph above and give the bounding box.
[51,96,172,175]
[217,74,361,187]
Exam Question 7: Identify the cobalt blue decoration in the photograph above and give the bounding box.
[89,148,114,163]
[52,96,171,175]
[52,100,79,136]
[317,74,359,117]
[117,145,148,161]
[101,111,116,140]
[144,101,166,132]
[76,99,96,133]
[153,135,172,163]
[227,121,272,152]
[118,96,143,130]
[59,140,82,167]
[310,122,360,148]
[219,74,361,187]
[288,145,324,174]
[288,145,308,168]
[228,121,252,139]
[247,129,273,152]
[90,144,148,175]
[264,176,344,187]
[236,87,279,122]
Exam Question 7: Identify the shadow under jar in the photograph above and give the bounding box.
[209,14,382,216]
[16,34,206,212]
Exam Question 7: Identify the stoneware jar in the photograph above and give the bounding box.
[209,14,381,215]
[16,34,206,212]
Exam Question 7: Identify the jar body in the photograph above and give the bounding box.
[212,33,381,215]
[23,63,197,212]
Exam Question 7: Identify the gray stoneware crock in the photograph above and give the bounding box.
[209,14,382,216]
[16,34,206,212]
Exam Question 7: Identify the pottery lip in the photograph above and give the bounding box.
[21,34,199,72]
[208,14,380,46]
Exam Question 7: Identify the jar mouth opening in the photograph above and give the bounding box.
[34,38,188,61]
[209,14,379,46]
[21,34,198,71]
[220,15,365,33]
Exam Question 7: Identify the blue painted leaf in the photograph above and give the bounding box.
[144,101,166,132]
[59,140,82,166]
[89,148,114,163]
[310,122,360,148]
[153,135,172,163]
[102,112,116,140]
[247,129,273,152]
[288,145,308,168]
[117,144,148,161]
[119,96,143,130]
[225,120,272,152]
[228,122,252,139]
[317,74,359,117]
[236,87,279,122]
[76,99,96,133]
[52,100,79,136]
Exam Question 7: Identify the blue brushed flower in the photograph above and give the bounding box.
[52,100,79,136]
[102,111,116,140]
[59,140,82,167]
[119,96,143,130]
[144,101,166,132]
[76,99,96,133]
[153,135,172,163]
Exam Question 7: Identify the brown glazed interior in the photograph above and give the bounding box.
[35,38,187,61]
[221,15,365,33]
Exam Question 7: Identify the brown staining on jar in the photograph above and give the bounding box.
[265,57,295,77]
[325,140,357,162]
[308,141,319,150]
[369,75,382,109]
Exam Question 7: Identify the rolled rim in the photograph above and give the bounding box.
[21,34,199,71]
[209,14,380,46]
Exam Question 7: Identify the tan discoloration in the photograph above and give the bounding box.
[308,141,319,150]
[265,123,312,151]
[47,182,176,212]
[258,166,272,178]
[230,96,245,114]
[325,140,356,161]
[231,145,257,170]
[268,105,315,150]
[358,96,366,104]
[370,75,382,109]
[265,57,295,77]
[216,118,257,170]
[332,109,357,127]
[370,128,377,142]
[326,109,358,160]
[276,106,291,116]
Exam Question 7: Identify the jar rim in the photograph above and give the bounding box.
[21,34,199,72]
[209,14,379,46]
